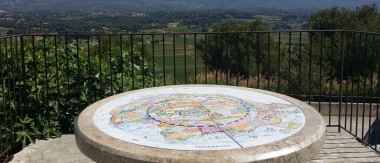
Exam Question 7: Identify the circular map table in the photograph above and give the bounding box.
[75,85,325,162]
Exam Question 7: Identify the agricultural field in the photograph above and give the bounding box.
[0,27,12,35]
[143,34,206,83]
[139,29,312,84]
[142,25,202,33]
[270,32,309,51]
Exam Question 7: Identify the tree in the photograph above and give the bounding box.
[197,20,279,79]
[309,4,380,32]
[308,4,380,80]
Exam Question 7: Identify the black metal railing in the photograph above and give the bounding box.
[1,30,380,160]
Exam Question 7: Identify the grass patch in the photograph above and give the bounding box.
[154,54,205,84]
[0,27,12,35]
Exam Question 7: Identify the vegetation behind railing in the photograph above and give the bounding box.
[1,30,380,161]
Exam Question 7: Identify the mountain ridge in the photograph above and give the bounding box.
[0,0,378,13]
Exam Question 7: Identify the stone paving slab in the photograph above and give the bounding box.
[308,127,380,163]
[10,135,94,163]
[324,115,376,138]
[10,117,380,163]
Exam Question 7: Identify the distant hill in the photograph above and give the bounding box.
[0,0,379,13]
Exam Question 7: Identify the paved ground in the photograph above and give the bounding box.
[10,117,380,163]
[10,135,94,163]
[309,127,380,162]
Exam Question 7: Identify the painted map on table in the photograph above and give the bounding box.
[93,86,305,150]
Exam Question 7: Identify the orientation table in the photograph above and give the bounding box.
[75,85,325,162]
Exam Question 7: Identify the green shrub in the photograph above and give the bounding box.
[0,35,162,150]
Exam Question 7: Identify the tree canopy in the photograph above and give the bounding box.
[197,20,277,79]
[309,4,380,32]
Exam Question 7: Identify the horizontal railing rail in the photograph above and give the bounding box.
[15,29,378,36]
[1,30,380,160]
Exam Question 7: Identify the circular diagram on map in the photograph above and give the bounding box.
[93,86,305,150]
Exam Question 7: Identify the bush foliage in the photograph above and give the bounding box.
[0,35,161,151]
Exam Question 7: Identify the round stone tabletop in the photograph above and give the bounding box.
[75,85,325,162]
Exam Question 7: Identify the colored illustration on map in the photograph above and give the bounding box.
[93,87,305,150]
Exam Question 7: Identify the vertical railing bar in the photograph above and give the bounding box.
[65,35,71,113]
[2,39,7,147]
[308,33,312,105]
[130,35,134,90]
[338,31,344,133]
[288,32,291,95]
[7,38,13,143]
[14,37,22,144]
[329,33,334,126]
[298,32,302,99]
[8,38,14,114]
[215,33,218,85]
[1,38,9,147]
[184,34,187,84]
[141,34,145,88]
[236,33,239,86]
[267,32,271,90]
[9,37,15,143]
[356,33,362,137]
[28,36,36,124]
[40,36,46,114]
[43,36,49,120]
[8,38,13,148]
[87,35,91,102]
[0,38,3,150]
[0,39,2,152]
[345,32,350,129]
[173,34,176,85]
[204,34,207,84]
[98,35,103,97]
[319,33,323,113]
[119,35,124,91]
[54,36,60,123]
[226,35,229,85]
[368,34,375,143]
[9,37,14,111]
[8,38,12,146]
[20,36,26,118]
[1,38,5,146]
[350,32,356,133]
[6,38,11,140]
[76,36,80,96]
[16,36,21,122]
[0,38,5,148]
[14,37,19,142]
[162,34,166,86]
[246,33,250,87]
[109,35,113,94]
[15,37,21,124]
[194,34,197,84]
[5,38,11,143]
[375,34,379,150]
[152,35,155,87]
[32,36,38,104]
[257,33,260,88]
[362,33,368,139]
[277,32,281,92]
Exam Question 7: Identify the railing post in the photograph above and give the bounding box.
[173,34,176,85]
[20,36,25,118]
[0,37,4,155]
[338,31,345,133]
